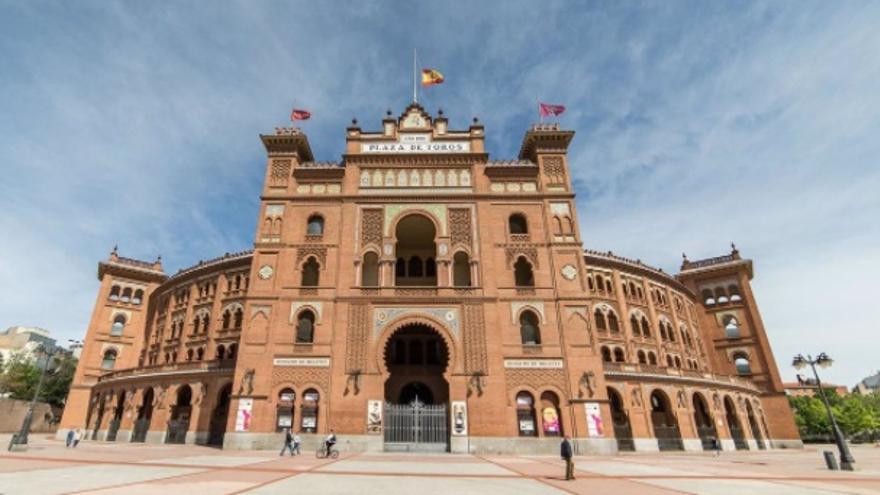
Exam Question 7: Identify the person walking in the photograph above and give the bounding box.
[711,436,721,457]
[279,428,295,456]
[561,435,575,481]
[66,429,75,448]
[292,432,301,455]
[73,428,82,448]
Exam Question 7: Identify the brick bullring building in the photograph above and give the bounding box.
[59,104,802,454]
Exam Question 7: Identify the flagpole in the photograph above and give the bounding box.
[413,48,418,104]
[537,97,543,123]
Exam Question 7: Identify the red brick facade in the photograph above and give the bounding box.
[59,104,801,453]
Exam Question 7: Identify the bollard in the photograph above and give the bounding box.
[823,450,839,470]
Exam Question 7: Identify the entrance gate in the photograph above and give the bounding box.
[384,401,448,452]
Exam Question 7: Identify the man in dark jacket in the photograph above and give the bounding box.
[279,428,295,456]
[561,435,575,480]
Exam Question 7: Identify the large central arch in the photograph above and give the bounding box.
[380,320,451,452]
[383,322,450,405]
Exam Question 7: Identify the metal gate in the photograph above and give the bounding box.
[697,425,718,451]
[384,401,448,452]
[131,418,150,442]
[106,419,121,442]
[653,425,684,451]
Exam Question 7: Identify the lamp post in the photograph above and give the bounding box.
[792,352,855,471]
[7,345,58,451]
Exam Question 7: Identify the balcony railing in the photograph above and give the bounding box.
[602,362,759,392]
[97,359,235,383]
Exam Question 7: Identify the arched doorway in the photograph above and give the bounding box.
[724,396,748,450]
[166,385,192,444]
[91,393,107,440]
[383,323,449,452]
[746,401,766,450]
[394,215,437,286]
[106,390,126,441]
[208,383,232,447]
[692,393,718,451]
[132,388,153,442]
[650,390,683,451]
[608,387,634,451]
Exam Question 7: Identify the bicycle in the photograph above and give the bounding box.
[315,444,339,459]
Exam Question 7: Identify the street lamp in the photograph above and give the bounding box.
[792,352,855,471]
[7,344,59,451]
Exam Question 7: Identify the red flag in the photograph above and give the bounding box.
[290,108,311,121]
[539,102,566,118]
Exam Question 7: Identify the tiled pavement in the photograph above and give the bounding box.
[1,434,878,494]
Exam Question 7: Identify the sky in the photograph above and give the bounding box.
[1,1,878,387]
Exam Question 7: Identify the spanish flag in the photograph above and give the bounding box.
[421,68,444,87]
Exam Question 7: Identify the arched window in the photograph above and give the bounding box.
[306,215,324,235]
[296,310,315,343]
[233,308,243,329]
[301,256,320,287]
[216,345,226,360]
[361,252,379,287]
[301,389,320,433]
[186,349,193,361]
[201,315,210,333]
[729,285,742,302]
[109,285,121,301]
[594,309,607,331]
[724,316,741,338]
[595,275,604,292]
[630,315,640,337]
[540,391,563,436]
[666,355,674,367]
[601,346,612,362]
[121,287,132,303]
[408,256,424,277]
[516,391,537,437]
[648,352,658,365]
[734,354,751,375]
[276,388,296,432]
[614,348,625,362]
[453,252,471,287]
[508,214,528,234]
[425,257,437,277]
[637,350,647,364]
[519,310,541,345]
[133,289,143,305]
[674,356,682,368]
[227,343,237,360]
[513,257,534,287]
[110,314,126,336]
[641,317,651,338]
[395,257,406,278]
[702,289,715,306]
[222,310,231,329]
[668,323,676,342]
[196,347,204,360]
[101,349,118,370]
[605,279,613,293]
[587,276,594,291]
[608,312,620,333]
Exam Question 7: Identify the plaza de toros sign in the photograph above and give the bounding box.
[361,133,470,154]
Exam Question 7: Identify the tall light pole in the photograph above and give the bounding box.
[792,353,855,471]
[7,345,58,451]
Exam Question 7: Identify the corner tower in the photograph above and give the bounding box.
[677,246,802,448]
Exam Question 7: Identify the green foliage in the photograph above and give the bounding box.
[789,391,880,440]
[0,352,76,409]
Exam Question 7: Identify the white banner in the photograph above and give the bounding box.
[585,402,604,437]
[235,398,253,432]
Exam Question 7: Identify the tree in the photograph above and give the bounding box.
[0,352,76,409]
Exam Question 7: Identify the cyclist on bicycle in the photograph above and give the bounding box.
[324,430,337,457]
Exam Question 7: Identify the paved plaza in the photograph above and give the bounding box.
[1,435,879,494]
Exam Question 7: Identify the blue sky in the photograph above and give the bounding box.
[1,1,878,386]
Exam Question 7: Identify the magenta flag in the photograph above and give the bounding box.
[539,102,566,118]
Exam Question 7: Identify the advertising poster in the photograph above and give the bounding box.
[585,402,604,437]
[235,398,253,432]
[542,407,560,434]
[367,400,383,434]
[451,401,468,436]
